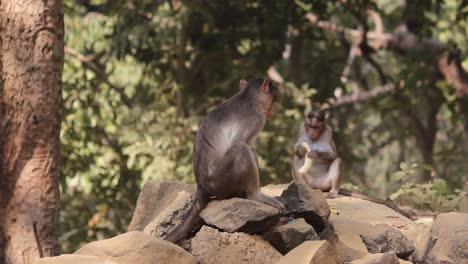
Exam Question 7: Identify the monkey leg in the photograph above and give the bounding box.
[305,158,343,198]
[208,142,285,213]
[324,157,343,198]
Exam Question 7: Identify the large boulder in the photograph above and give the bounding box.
[279,182,331,231]
[262,218,319,254]
[275,240,339,264]
[412,212,468,264]
[128,180,195,232]
[326,215,369,262]
[359,223,414,258]
[35,255,117,264]
[199,198,281,233]
[74,231,196,264]
[143,190,197,238]
[350,253,400,264]
[191,226,282,264]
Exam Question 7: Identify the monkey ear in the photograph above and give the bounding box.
[239,79,248,90]
[260,77,270,93]
[324,111,331,120]
[304,110,310,119]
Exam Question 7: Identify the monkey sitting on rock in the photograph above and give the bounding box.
[164,78,285,243]
[292,110,411,218]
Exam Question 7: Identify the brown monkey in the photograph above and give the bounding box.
[292,110,411,218]
[164,78,285,243]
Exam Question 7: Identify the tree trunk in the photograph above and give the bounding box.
[0,0,63,263]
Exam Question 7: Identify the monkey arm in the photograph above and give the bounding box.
[313,151,338,163]
[294,144,307,158]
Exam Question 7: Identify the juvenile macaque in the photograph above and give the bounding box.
[292,110,343,198]
[292,110,411,218]
[164,78,285,243]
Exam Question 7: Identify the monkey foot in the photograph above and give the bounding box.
[325,191,339,199]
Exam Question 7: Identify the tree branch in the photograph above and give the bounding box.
[305,13,468,96]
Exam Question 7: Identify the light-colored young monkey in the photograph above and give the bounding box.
[292,110,343,198]
[291,110,412,218]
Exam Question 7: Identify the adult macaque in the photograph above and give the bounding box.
[292,110,411,218]
[164,78,285,243]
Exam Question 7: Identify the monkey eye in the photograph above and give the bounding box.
[308,125,321,129]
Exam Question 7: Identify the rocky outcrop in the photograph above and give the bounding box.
[412,212,468,264]
[128,180,195,232]
[143,190,197,238]
[360,223,414,258]
[48,181,468,264]
[200,198,281,233]
[262,218,319,254]
[279,182,331,231]
[191,226,282,264]
[275,240,338,264]
[74,231,196,264]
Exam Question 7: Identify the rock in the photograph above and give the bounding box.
[275,240,339,264]
[35,255,117,264]
[199,198,280,233]
[191,226,282,264]
[262,218,319,254]
[398,259,413,264]
[279,182,330,231]
[360,223,414,258]
[128,180,195,231]
[143,190,198,238]
[412,212,468,264]
[327,196,422,243]
[351,253,399,264]
[326,214,370,262]
[74,231,196,264]
[261,184,289,197]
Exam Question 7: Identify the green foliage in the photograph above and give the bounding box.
[390,162,467,212]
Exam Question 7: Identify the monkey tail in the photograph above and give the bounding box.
[338,188,412,219]
[164,190,209,243]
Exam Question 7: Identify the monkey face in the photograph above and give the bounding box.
[305,118,325,140]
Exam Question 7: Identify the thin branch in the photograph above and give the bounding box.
[322,82,397,110]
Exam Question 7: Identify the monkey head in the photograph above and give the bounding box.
[240,78,277,118]
[304,110,327,140]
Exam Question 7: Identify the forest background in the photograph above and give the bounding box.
[2,0,467,256]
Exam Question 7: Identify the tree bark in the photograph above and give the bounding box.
[0,0,63,263]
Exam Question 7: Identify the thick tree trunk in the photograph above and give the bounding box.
[0,0,63,263]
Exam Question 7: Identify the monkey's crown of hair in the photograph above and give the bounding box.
[307,110,325,121]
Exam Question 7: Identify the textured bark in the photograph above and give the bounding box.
[0,0,63,263]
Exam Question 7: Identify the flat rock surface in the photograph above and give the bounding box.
[200,198,280,233]
[35,255,117,264]
[350,253,399,264]
[275,240,338,264]
[191,226,282,264]
[328,196,422,242]
[74,231,196,264]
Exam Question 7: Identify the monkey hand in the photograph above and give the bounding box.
[307,151,318,159]
[298,143,313,174]
[297,146,308,157]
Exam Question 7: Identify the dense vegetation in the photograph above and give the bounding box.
[60,0,467,253]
